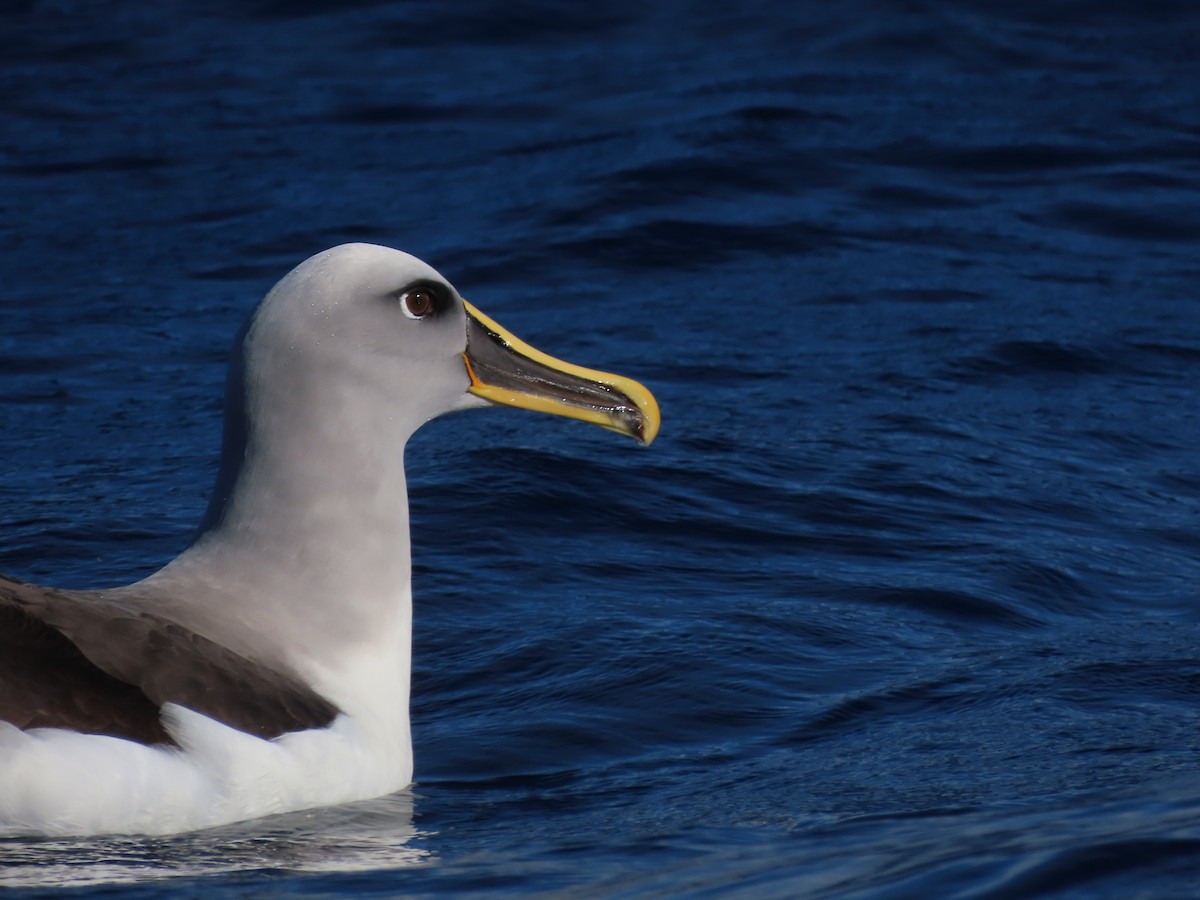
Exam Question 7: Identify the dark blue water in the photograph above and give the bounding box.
[3,0,1200,895]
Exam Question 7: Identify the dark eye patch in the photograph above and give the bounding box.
[395,279,450,320]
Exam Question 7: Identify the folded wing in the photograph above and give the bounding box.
[0,574,339,746]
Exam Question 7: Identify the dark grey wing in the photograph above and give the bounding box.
[0,573,340,745]
[0,596,172,744]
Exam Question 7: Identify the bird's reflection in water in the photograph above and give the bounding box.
[0,789,429,888]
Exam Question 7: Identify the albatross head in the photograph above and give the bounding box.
[179,241,658,663]
[239,242,659,446]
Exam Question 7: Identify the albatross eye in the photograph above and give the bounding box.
[401,288,436,320]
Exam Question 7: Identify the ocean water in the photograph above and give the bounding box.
[2,0,1200,895]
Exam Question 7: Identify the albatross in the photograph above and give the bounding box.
[0,243,659,837]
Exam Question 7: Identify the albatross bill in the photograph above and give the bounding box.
[463,300,659,445]
[0,243,659,837]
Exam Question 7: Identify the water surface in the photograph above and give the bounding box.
[2,1,1200,896]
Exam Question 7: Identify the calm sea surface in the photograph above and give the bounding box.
[2,1,1200,896]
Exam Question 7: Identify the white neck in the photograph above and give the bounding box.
[142,343,418,713]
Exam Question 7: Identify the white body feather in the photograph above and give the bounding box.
[0,624,413,836]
